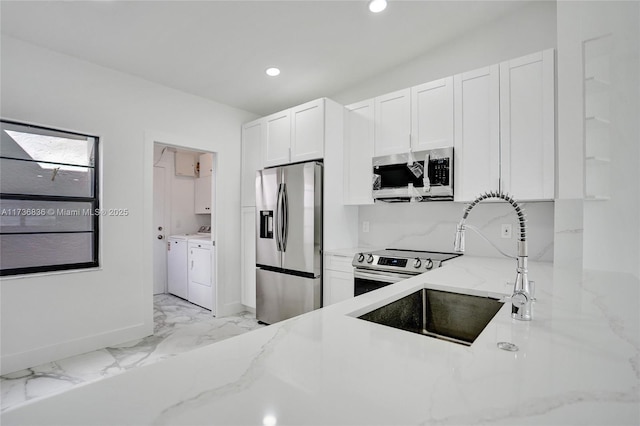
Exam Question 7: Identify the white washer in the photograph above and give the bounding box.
[167,235,189,299]
[187,235,215,312]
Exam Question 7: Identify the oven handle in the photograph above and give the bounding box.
[353,269,414,284]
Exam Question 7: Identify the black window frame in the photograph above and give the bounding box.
[0,119,100,276]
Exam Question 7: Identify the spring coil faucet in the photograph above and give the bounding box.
[453,191,533,321]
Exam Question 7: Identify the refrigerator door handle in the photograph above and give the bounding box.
[282,183,289,251]
[275,183,283,252]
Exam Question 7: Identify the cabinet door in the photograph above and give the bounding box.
[454,65,500,202]
[241,207,256,309]
[500,49,555,200]
[175,152,196,176]
[241,119,263,207]
[194,176,212,214]
[199,153,213,177]
[411,77,454,151]
[325,269,354,306]
[264,110,291,168]
[291,98,324,163]
[374,88,411,156]
[344,100,375,205]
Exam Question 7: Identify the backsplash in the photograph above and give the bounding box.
[358,201,554,262]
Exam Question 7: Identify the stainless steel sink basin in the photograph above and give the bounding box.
[358,288,504,346]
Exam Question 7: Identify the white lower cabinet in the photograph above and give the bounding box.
[323,253,354,306]
[241,207,256,309]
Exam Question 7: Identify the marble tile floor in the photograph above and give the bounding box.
[0,294,265,411]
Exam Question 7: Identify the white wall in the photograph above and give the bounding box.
[331,1,557,106]
[0,36,255,374]
[332,1,557,260]
[556,1,640,278]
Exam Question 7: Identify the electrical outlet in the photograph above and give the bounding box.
[362,221,370,233]
[501,224,512,239]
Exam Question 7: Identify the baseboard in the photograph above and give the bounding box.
[217,301,245,317]
[241,305,256,314]
[1,322,151,375]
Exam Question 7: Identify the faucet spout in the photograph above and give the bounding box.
[453,191,533,321]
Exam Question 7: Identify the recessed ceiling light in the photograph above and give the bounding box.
[368,0,387,13]
[265,67,281,77]
[263,415,277,426]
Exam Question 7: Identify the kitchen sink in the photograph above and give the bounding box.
[357,288,504,346]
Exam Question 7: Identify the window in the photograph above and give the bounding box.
[0,120,99,276]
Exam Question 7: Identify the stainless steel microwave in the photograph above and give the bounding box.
[372,147,454,202]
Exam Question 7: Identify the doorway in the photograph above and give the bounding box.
[151,141,216,312]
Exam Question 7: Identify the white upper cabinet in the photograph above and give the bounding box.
[263,110,291,168]
[344,99,375,205]
[499,49,555,200]
[454,50,556,202]
[263,99,326,168]
[411,77,454,151]
[291,98,325,163]
[241,118,263,207]
[199,153,213,177]
[194,176,212,214]
[374,88,411,156]
[454,65,501,202]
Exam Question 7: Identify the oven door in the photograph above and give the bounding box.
[353,269,415,296]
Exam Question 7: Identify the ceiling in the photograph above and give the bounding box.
[0,1,535,116]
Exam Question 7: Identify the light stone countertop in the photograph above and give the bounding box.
[2,256,639,425]
[323,247,375,257]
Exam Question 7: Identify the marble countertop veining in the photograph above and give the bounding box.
[2,256,639,425]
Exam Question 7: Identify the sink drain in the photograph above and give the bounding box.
[497,341,519,352]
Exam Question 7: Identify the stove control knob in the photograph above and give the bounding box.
[357,253,365,263]
[425,259,434,270]
[413,258,422,269]
[366,254,374,264]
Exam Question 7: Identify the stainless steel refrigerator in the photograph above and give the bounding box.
[255,161,322,324]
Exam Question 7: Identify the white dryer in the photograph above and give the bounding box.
[187,235,215,312]
[167,235,189,299]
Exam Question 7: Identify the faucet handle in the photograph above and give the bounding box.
[511,291,532,321]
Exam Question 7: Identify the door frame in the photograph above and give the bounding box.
[153,162,171,294]
[143,131,218,321]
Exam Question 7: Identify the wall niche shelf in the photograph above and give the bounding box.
[585,115,610,125]
[585,156,610,164]
[583,33,613,201]
[585,76,611,94]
